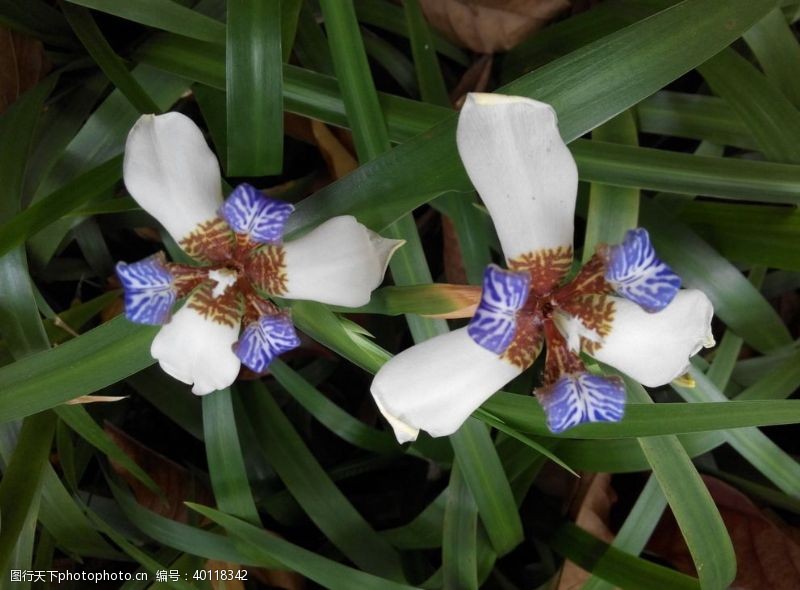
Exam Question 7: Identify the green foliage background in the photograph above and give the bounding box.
[0,0,799,588]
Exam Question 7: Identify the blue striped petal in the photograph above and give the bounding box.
[468,264,530,355]
[220,183,294,244]
[234,313,300,373]
[116,255,176,325]
[605,228,681,312]
[537,373,625,433]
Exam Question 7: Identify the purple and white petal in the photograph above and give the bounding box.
[116,255,176,325]
[605,228,681,312]
[234,313,301,373]
[282,216,403,307]
[371,328,524,441]
[220,184,294,244]
[123,113,224,245]
[150,302,241,396]
[456,93,578,270]
[589,290,715,387]
[467,264,530,354]
[536,373,625,433]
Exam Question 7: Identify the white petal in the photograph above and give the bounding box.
[282,216,403,307]
[371,328,522,440]
[150,305,241,395]
[374,398,419,444]
[124,113,223,243]
[589,290,715,387]
[456,92,578,263]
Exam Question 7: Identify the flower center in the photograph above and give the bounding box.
[208,268,239,298]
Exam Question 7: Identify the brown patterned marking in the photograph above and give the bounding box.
[553,252,611,303]
[500,312,543,370]
[179,216,234,263]
[187,283,243,327]
[167,263,209,298]
[559,294,615,355]
[242,292,279,325]
[542,320,585,385]
[508,246,573,296]
[244,245,287,296]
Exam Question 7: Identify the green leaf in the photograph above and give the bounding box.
[226,0,283,175]
[482,393,800,438]
[743,7,800,108]
[64,0,225,44]
[269,359,397,453]
[450,420,523,555]
[641,200,792,353]
[678,202,800,271]
[202,388,261,524]
[189,502,420,590]
[288,0,780,235]
[582,475,667,590]
[54,404,161,495]
[674,366,800,496]
[0,318,156,424]
[0,156,122,260]
[239,381,406,580]
[699,47,800,164]
[61,3,160,114]
[625,377,736,590]
[0,411,56,572]
[442,464,479,590]
[548,522,700,590]
[583,109,639,261]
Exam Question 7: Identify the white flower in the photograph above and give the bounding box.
[117,113,403,395]
[371,93,714,440]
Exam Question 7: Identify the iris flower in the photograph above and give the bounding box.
[371,93,714,441]
[117,113,402,395]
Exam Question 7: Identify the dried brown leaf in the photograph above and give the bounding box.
[310,119,358,179]
[558,472,617,590]
[0,27,48,114]
[104,423,213,522]
[451,54,494,107]
[442,215,468,284]
[65,395,128,405]
[648,476,800,590]
[419,0,571,53]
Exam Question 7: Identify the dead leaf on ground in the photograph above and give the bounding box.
[451,54,494,107]
[0,27,49,114]
[65,395,128,405]
[648,475,800,590]
[419,0,572,54]
[310,119,358,179]
[557,472,617,590]
[442,216,468,284]
[104,422,214,522]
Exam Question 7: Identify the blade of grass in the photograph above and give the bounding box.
[442,463,479,590]
[188,502,420,590]
[226,0,283,175]
[582,109,639,261]
[0,411,56,572]
[581,475,667,590]
[64,0,225,44]
[239,380,406,580]
[743,7,800,108]
[269,359,397,453]
[61,3,160,114]
[202,388,261,524]
[624,376,735,590]
[675,366,800,496]
[549,522,700,590]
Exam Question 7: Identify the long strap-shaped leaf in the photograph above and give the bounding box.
[289,0,778,234]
